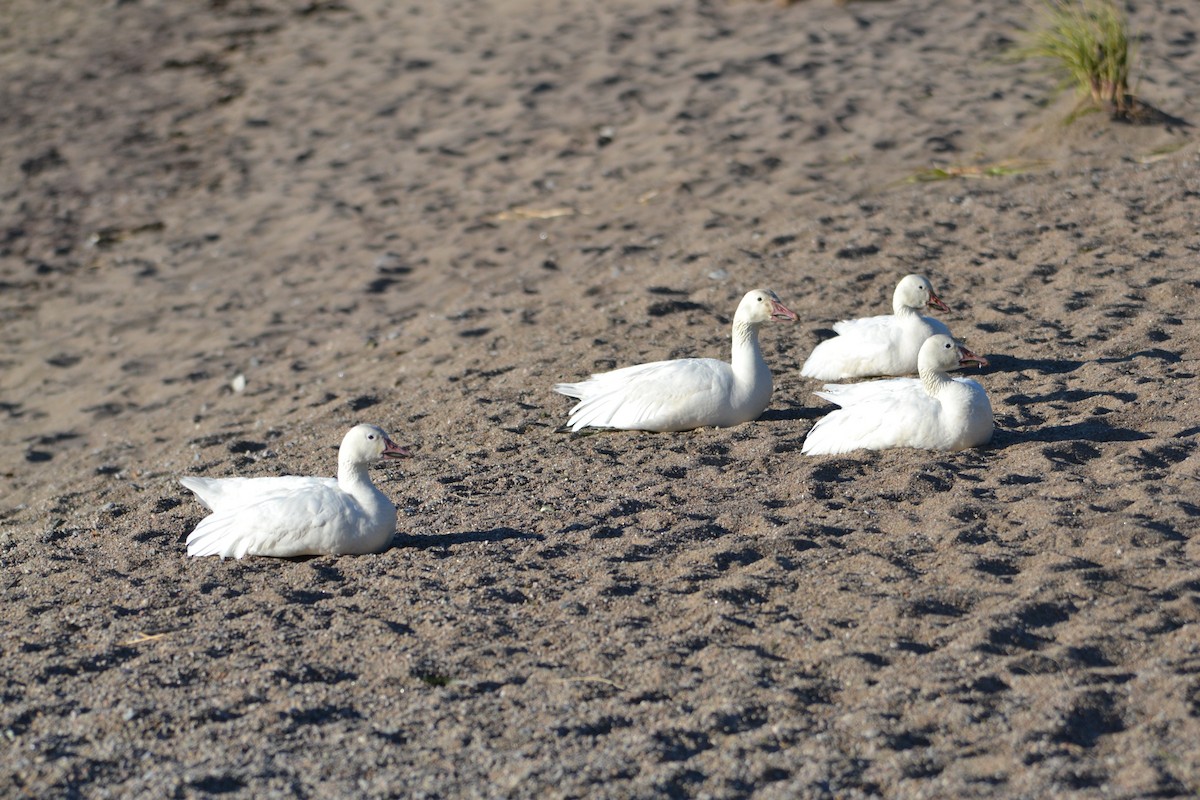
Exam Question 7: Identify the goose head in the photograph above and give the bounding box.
[918,334,988,376]
[737,289,798,326]
[894,274,950,315]
[341,424,410,466]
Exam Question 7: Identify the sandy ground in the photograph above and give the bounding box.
[3,0,1200,797]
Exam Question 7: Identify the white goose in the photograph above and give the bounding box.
[181,424,409,559]
[554,289,797,432]
[802,334,993,455]
[800,274,953,380]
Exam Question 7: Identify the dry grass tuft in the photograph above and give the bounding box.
[905,160,1047,183]
[1014,0,1135,120]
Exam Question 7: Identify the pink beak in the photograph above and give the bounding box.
[928,291,951,314]
[958,344,988,368]
[382,437,411,459]
[770,298,798,322]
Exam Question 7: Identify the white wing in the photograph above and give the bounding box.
[555,358,737,432]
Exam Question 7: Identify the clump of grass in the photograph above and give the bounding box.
[1014,0,1136,120]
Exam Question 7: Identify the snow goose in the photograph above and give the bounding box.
[554,289,797,432]
[800,274,953,380]
[181,424,409,558]
[802,334,993,455]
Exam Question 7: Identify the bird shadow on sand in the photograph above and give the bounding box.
[1096,348,1184,366]
[984,354,1084,375]
[987,348,1183,376]
[1005,388,1138,406]
[395,527,543,550]
[991,419,1150,449]
[759,404,826,423]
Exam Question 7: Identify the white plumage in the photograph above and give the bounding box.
[554,289,797,432]
[181,424,409,559]
[800,274,953,380]
[802,334,993,455]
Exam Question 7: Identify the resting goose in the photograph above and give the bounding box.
[802,334,993,455]
[554,289,797,432]
[800,273,953,380]
[181,424,408,558]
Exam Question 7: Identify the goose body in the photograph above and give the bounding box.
[802,334,993,455]
[181,424,408,558]
[554,289,797,432]
[800,274,952,381]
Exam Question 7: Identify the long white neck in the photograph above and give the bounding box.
[893,297,920,317]
[730,320,768,385]
[337,458,375,497]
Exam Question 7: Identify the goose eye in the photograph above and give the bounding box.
[367,434,376,440]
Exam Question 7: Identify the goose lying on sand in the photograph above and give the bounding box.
[181,424,408,558]
[800,274,953,381]
[802,334,993,455]
[555,289,797,432]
